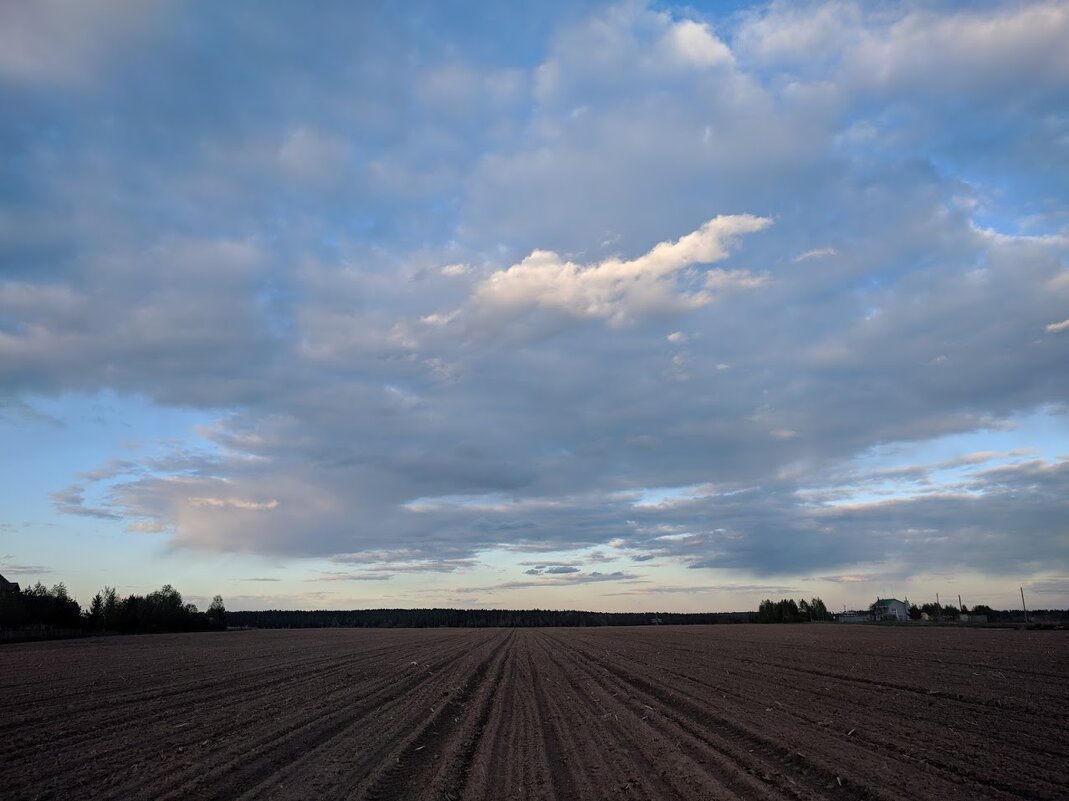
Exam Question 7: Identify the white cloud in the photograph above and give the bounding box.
[471,215,771,324]
[125,520,168,533]
[188,497,279,511]
[420,311,458,326]
[1047,319,1069,334]
[663,20,734,69]
[704,268,767,291]
[793,247,837,262]
[857,3,1069,92]
[736,1,861,70]
[740,1,1069,95]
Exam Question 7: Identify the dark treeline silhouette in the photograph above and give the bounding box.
[0,578,226,636]
[0,582,83,629]
[5,572,1063,635]
[911,601,970,620]
[756,597,832,623]
[228,608,754,628]
[84,584,227,633]
[907,602,1068,623]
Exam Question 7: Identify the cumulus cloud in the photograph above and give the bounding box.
[736,1,1069,93]
[471,215,770,324]
[844,2,1069,94]
[1046,319,1069,334]
[663,20,734,69]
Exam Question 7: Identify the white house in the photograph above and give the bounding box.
[872,597,909,621]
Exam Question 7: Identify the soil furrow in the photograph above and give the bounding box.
[2,626,1064,801]
[360,629,514,801]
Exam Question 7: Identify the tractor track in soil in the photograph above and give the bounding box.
[1,625,1065,800]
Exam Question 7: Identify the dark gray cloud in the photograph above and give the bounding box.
[602,583,798,597]
[2,1,1067,589]
[524,565,581,576]
[453,571,643,594]
[49,485,122,520]
[1029,578,1069,596]
[328,552,480,574]
[0,561,52,576]
[309,572,395,583]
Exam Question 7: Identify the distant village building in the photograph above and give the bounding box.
[872,597,909,622]
[835,611,871,623]
[0,573,20,595]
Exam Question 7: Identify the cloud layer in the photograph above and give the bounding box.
[2,1,1067,599]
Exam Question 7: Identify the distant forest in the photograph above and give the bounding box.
[227,608,753,628]
[3,575,1064,639]
[229,602,1066,630]
[0,580,226,636]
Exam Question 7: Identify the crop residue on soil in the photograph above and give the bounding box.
[2,625,1066,800]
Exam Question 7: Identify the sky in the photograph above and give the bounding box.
[1,0,1068,614]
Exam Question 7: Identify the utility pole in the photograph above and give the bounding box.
[936,592,940,621]
[1021,587,1029,624]
[958,594,963,613]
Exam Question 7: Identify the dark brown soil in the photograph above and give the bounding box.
[1,625,1066,800]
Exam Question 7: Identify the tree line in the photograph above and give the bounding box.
[6,576,1061,634]
[0,580,226,634]
[904,602,1067,623]
[755,598,832,623]
[227,608,755,628]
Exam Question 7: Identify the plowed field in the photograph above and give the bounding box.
[2,625,1066,800]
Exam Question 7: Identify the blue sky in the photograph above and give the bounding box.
[2,0,1068,613]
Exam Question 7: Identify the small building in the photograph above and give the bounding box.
[0,573,20,595]
[872,597,909,622]
[836,611,871,623]
[959,613,988,623]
